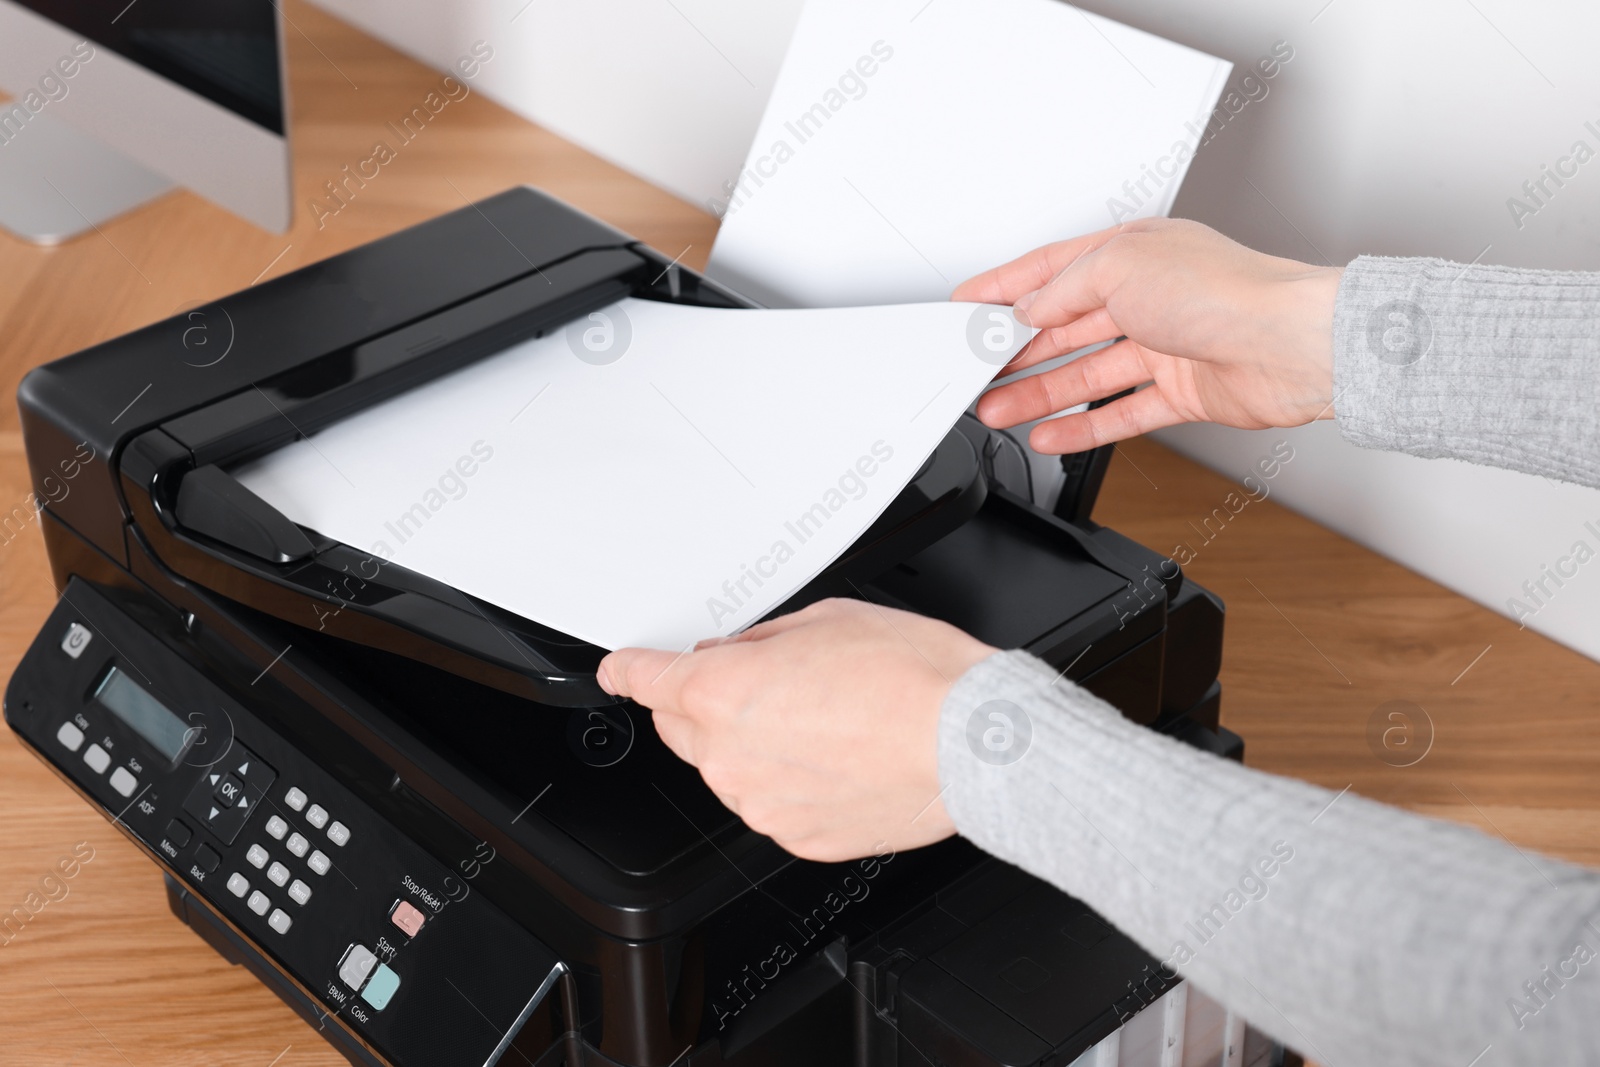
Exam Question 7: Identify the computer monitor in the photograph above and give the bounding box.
[0,0,290,243]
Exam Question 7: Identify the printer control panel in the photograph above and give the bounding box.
[5,580,566,1067]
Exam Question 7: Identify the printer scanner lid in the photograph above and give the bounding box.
[20,188,986,707]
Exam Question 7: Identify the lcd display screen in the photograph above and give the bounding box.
[93,666,193,763]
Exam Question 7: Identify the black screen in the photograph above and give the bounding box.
[11,0,284,133]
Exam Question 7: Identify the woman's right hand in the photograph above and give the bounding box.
[953,218,1344,455]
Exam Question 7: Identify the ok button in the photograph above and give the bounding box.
[215,773,247,809]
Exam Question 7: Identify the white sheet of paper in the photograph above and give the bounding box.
[233,297,1031,651]
[705,0,1231,309]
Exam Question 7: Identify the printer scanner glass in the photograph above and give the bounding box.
[93,666,193,764]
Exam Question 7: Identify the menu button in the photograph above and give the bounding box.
[164,820,192,850]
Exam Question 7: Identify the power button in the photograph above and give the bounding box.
[60,623,93,659]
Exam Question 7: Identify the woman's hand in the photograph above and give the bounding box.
[953,218,1343,455]
[597,598,997,862]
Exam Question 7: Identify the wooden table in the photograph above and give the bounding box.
[1,5,1595,1065]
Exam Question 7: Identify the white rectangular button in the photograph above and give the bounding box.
[305,804,329,829]
[61,622,93,658]
[264,815,288,840]
[268,908,292,935]
[307,850,331,876]
[339,944,377,990]
[226,872,250,898]
[82,743,110,775]
[284,787,308,811]
[108,767,138,798]
[267,862,290,887]
[247,890,271,916]
[56,721,85,752]
[285,833,309,858]
[245,844,269,869]
[326,821,350,847]
[287,879,312,906]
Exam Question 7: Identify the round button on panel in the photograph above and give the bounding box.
[285,833,309,858]
[247,890,271,917]
[226,873,249,898]
[305,804,329,830]
[267,862,290,887]
[264,815,288,840]
[284,786,308,812]
[326,821,350,847]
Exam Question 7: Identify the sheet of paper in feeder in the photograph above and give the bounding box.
[705,0,1231,309]
[232,297,1028,651]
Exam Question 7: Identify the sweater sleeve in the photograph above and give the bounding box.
[938,649,1600,1067]
[1332,255,1600,488]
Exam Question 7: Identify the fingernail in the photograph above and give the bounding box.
[596,661,617,695]
[1013,291,1038,324]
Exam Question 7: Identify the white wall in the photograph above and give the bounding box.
[307,0,1600,660]
[304,0,804,209]
[1064,0,1600,662]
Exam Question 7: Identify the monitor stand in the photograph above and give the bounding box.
[0,113,175,245]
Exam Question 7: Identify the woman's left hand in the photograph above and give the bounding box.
[598,598,997,862]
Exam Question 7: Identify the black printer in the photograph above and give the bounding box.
[5,187,1264,1067]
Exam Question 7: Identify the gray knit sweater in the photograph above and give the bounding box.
[938,256,1600,1066]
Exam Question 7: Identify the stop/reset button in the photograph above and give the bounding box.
[390,900,426,939]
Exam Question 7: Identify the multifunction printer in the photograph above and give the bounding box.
[6,187,1284,1067]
